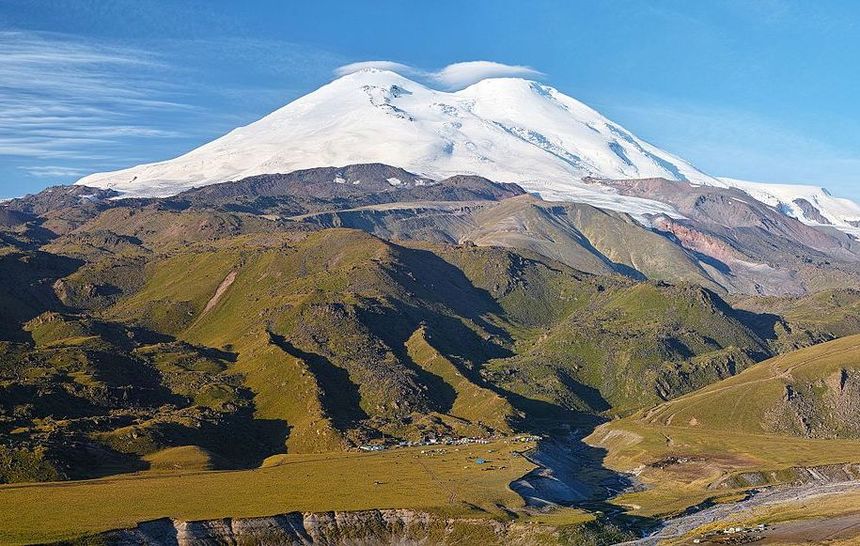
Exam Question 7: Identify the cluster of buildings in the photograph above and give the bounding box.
[358,434,541,452]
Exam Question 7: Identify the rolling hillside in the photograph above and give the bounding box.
[639,334,860,438]
[1,222,817,482]
[589,335,860,517]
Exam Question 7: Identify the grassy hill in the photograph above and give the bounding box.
[6,224,849,482]
[103,230,559,448]
[467,195,717,288]
[588,335,860,516]
[732,288,860,352]
[0,310,285,482]
[108,228,776,430]
[639,334,860,437]
[485,281,770,414]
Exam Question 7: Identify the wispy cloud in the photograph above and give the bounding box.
[334,60,544,90]
[18,165,91,178]
[0,30,192,164]
[433,61,544,89]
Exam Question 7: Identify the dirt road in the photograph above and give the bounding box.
[616,479,860,545]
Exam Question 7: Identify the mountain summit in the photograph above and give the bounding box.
[76,69,715,212]
[76,68,860,232]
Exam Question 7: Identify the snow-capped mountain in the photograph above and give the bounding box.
[719,178,860,236]
[76,68,859,234]
[76,69,719,218]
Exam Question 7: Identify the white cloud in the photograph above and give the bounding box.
[19,166,91,178]
[333,60,544,90]
[431,61,543,89]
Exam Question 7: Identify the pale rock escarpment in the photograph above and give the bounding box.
[93,509,558,545]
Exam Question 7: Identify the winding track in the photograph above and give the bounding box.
[614,478,860,545]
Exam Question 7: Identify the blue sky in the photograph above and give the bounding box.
[1,0,858,200]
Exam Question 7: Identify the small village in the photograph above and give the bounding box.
[691,523,769,544]
[358,434,541,453]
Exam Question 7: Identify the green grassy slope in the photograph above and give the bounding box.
[588,335,860,516]
[732,288,860,352]
[485,282,770,414]
[405,326,517,435]
[97,229,778,454]
[0,309,286,482]
[4,221,857,484]
[639,334,860,437]
[0,439,535,545]
[104,230,529,450]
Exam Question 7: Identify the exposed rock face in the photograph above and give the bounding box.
[175,164,525,209]
[589,177,860,295]
[652,216,741,264]
[290,201,485,244]
[0,208,33,227]
[4,185,119,216]
[763,368,860,438]
[793,198,832,225]
[595,177,859,259]
[90,509,558,545]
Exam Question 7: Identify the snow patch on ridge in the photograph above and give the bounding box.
[719,177,860,236]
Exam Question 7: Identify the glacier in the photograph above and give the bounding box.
[76,68,859,233]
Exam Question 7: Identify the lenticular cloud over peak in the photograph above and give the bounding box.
[430,61,544,89]
[333,60,544,90]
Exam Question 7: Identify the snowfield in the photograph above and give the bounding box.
[76,68,859,233]
[75,69,717,219]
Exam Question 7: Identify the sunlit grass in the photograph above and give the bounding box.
[0,440,534,545]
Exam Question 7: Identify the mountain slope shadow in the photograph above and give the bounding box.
[732,307,783,343]
[0,251,83,341]
[388,245,512,342]
[357,304,508,406]
[555,369,612,413]
[155,412,290,469]
[266,331,368,429]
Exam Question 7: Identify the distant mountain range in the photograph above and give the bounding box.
[3,161,858,297]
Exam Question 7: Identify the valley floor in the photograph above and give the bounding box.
[0,439,534,545]
[4,427,860,545]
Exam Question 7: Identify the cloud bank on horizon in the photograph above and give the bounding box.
[334,60,545,90]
